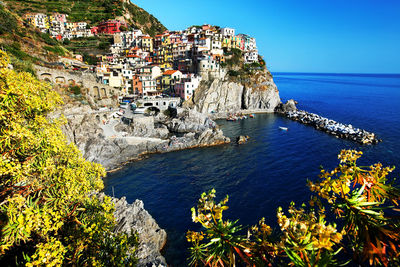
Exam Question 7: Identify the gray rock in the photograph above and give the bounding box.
[191,69,281,115]
[236,135,250,144]
[275,99,298,113]
[98,193,167,267]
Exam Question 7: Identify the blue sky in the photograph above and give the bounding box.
[132,0,400,73]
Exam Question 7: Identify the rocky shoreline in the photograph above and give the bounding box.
[276,100,381,145]
[59,105,230,171]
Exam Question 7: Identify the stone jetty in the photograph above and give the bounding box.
[284,110,381,145]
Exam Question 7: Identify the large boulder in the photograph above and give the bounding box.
[275,99,298,113]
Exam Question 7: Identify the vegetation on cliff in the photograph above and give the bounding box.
[0,50,137,265]
[0,4,69,74]
[188,150,400,266]
[2,0,166,37]
[220,48,271,86]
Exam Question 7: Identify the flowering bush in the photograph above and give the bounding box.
[188,150,400,266]
[0,50,137,266]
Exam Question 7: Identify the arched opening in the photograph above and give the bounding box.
[40,73,52,82]
[55,76,66,84]
[93,86,99,98]
[101,88,107,98]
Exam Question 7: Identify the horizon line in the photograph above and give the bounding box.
[271,72,400,76]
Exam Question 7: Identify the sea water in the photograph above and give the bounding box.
[104,73,400,266]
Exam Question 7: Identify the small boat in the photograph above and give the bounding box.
[227,117,236,121]
[279,127,288,131]
[249,114,255,118]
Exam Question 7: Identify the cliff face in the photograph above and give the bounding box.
[191,69,281,115]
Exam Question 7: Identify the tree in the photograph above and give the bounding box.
[0,50,137,265]
[188,150,400,266]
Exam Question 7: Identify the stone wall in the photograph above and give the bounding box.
[35,65,120,99]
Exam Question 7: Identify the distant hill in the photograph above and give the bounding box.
[0,0,167,72]
[2,0,167,37]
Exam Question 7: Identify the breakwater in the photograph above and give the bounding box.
[284,110,381,144]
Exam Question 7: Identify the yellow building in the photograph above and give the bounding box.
[161,70,182,91]
[140,36,154,52]
[24,13,50,30]
[222,37,232,49]
[154,45,173,69]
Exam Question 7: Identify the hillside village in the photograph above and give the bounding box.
[24,12,261,102]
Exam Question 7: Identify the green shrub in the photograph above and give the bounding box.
[0,5,18,35]
[68,85,81,95]
[44,45,65,56]
[227,70,240,77]
[40,32,58,46]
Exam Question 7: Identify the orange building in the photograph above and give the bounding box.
[132,75,143,96]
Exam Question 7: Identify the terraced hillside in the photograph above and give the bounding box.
[0,4,69,74]
[2,0,166,36]
[0,0,167,70]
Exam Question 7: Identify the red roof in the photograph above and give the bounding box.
[163,70,178,75]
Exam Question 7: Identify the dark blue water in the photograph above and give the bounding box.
[104,73,400,266]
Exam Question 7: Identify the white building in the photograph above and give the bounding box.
[244,50,259,63]
[141,76,158,96]
[221,27,235,37]
[196,37,211,51]
[122,68,134,94]
[198,56,220,74]
[175,74,202,100]
[210,38,222,50]
[77,22,87,30]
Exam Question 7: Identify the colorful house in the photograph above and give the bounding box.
[161,70,182,92]
[131,75,143,96]
[174,74,201,100]
[24,13,50,31]
[96,20,127,35]
[139,36,153,52]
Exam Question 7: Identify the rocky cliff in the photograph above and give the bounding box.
[102,194,168,267]
[58,105,230,171]
[190,69,281,116]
